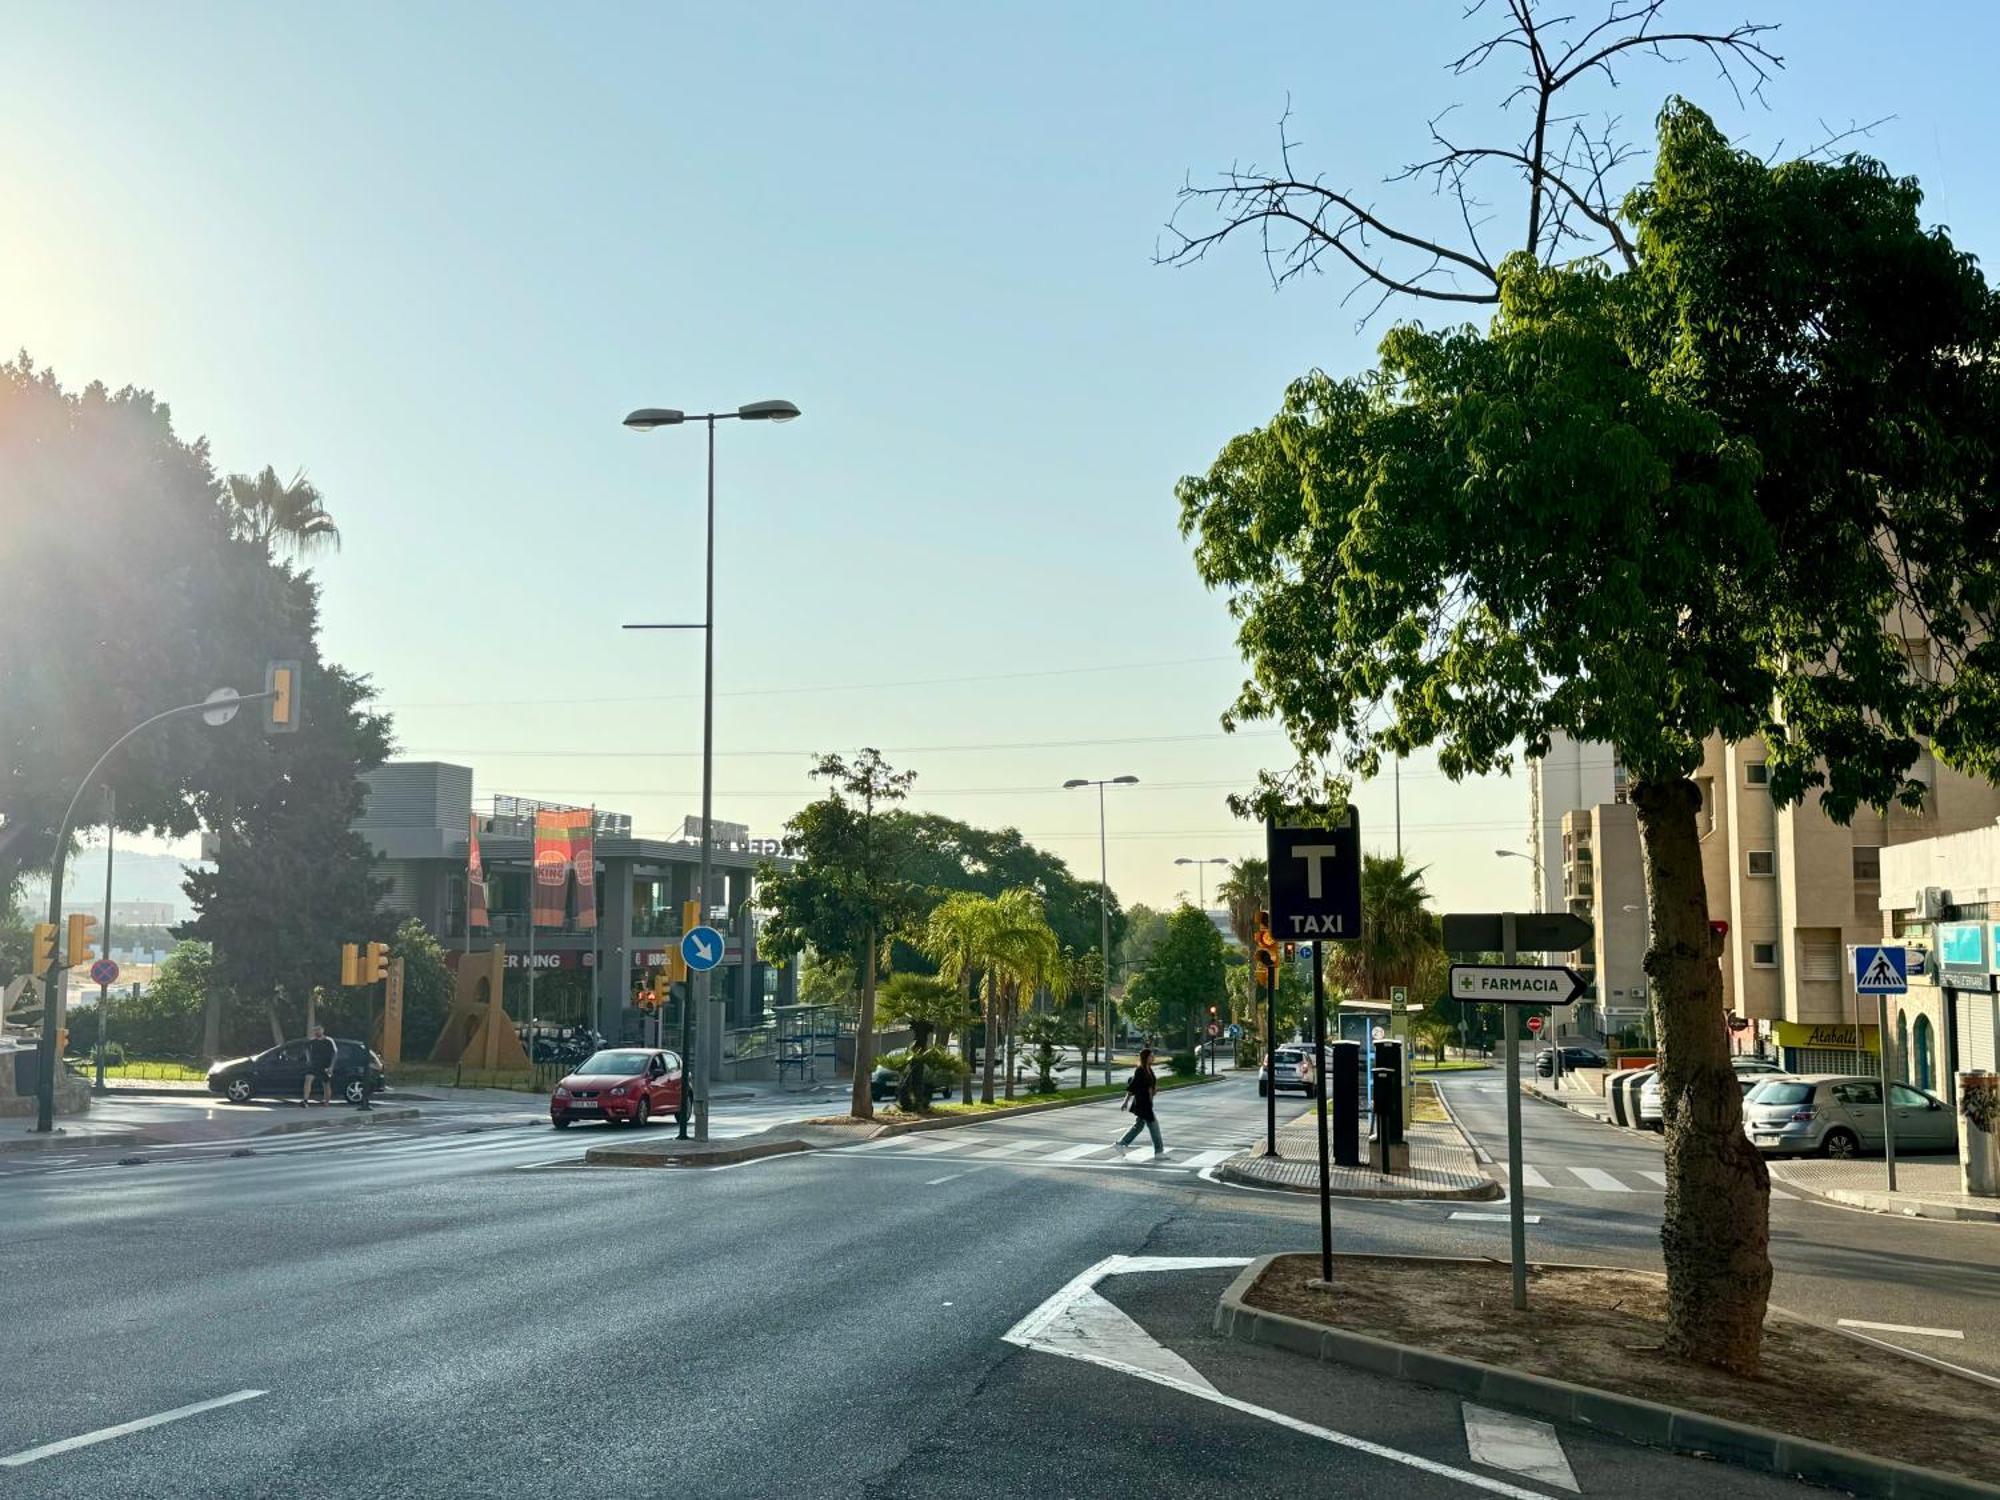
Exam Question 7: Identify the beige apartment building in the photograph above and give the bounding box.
[1534,733,2000,1071]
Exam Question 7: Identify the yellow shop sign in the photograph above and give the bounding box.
[1773,1021,1880,1052]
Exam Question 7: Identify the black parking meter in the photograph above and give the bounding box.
[1331,1040,1362,1167]
[1370,1039,1408,1173]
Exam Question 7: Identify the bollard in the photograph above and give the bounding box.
[1962,1071,2000,1199]
[1369,1040,1409,1174]
[1331,1040,1362,1167]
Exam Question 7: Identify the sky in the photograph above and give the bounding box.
[7,2,1996,916]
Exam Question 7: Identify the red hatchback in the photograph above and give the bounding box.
[551,1048,683,1129]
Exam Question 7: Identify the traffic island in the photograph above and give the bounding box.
[1216,1086,1500,1199]
[1216,1252,2000,1499]
[582,1121,870,1168]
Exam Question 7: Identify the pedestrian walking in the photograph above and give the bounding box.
[301,1025,336,1107]
[1115,1047,1164,1156]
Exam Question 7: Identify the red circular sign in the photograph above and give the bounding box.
[1526,1015,1544,1035]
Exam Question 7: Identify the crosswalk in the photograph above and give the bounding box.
[1505,1161,1793,1198]
[839,1130,1244,1174]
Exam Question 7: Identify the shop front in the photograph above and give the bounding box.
[1774,1020,1880,1076]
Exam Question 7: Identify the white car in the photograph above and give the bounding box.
[1259,1043,1332,1098]
[1638,1057,1789,1129]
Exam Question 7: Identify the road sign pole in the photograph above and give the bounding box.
[1502,913,1528,1311]
[1264,961,1277,1157]
[94,788,115,1096]
[1312,940,1332,1284]
[1877,992,1898,1194]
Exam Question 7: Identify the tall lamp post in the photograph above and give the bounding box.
[624,398,800,1142]
[1064,775,1137,1086]
[1173,856,1228,911]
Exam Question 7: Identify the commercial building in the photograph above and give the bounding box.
[354,762,797,1056]
[1879,823,2000,1103]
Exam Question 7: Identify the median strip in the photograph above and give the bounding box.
[0,1389,266,1468]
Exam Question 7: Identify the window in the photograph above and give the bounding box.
[1744,761,1769,787]
[1751,1081,1811,1106]
[1832,1081,1881,1107]
[1747,850,1775,877]
[1751,941,1778,968]
[1891,1083,1931,1109]
[1799,930,1843,983]
[1852,845,1881,883]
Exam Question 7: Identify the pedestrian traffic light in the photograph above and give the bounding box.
[264,659,301,734]
[362,941,390,985]
[66,914,97,969]
[31,923,56,975]
[341,943,360,986]
[1283,942,1296,960]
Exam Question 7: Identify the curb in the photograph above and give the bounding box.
[1519,1081,1617,1126]
[1215,1254,2000,1500]
[582,1137,810,1169]
[1771,1175,2000,1226]
[1212,1156,1502,1201]
[0,1128,156,1154]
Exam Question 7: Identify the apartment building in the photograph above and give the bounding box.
[1879,824,2000,1103]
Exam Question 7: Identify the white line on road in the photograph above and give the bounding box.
[1640,1170,1667,1187]
[1518,1165,1550,1189]
[0,1390,266,1468]
[1042,1142,1113,1162]
[1461,1401,1579,1493]
[1836,1329,2000,1390]
[1837,1319,1964,1340]
[1450,1212,1542,1225]
[1569,1167,1632,1192]
[924,1167,988,1186]
[1178,1148,1236,1170]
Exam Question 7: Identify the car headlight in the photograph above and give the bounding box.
[610,1086,626,1097]
[555,1087,569,1098]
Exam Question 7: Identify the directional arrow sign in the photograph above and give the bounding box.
[1441,912,1593,955]
[1449,964,1588,1006]
[680,924,724,972]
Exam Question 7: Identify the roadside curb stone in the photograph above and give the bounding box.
[1215,1253,2000,1500]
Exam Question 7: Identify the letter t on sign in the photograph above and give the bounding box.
[1291,845,1340,900]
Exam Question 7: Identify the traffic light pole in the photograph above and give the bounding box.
[1264,960,1277,1157]
[93,789,115,1096]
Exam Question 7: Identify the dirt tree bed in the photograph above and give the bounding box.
[1245,1254,1997,1485]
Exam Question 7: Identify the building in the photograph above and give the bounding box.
[1879,823,2000,1104]
[1534,730,2000,1071]
[1528,732,1621,914]
[1556,801,1646,1040]
[354,762,797,1063]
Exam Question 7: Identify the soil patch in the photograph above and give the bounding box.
[1245,1254,1996,1485]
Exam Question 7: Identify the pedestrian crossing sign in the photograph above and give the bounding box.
[1852,945,1908,995]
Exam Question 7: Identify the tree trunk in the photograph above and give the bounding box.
[1002,985,1017,1101]
[1632,777,1771,1376]
[961,973,976,1104]
[850,926,877,1120]
[980,974,997,1105]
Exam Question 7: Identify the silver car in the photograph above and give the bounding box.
[1259,1043,1330,1098]
[1741,1074,1958,1159]
[1637,1057,1787,1130]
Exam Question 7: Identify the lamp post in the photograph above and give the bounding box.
[624,399,799,1142]
[1065,775,1137,1086]
[1173,856,1228,911]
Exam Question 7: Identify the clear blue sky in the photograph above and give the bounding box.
[7,2,1993,913]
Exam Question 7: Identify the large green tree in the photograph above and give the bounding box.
[1125,905,1227,1056]
[1177,97,2000,1375]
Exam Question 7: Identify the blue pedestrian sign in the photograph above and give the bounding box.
[680,924,725,972]
[1853,945,1908,995]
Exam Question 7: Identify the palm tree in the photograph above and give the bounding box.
[1215,857,1268,953]
[1325,854,1442,1001]
[225,466,341,559]
[988,895,1066,1099]
[922,891,995,1104]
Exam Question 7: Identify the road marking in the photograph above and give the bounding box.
[1461,1401,1579,1492]
[1837,1329,2000,1390]
[0,1390,266,1468]
[1450,1212,1542,1225]
[1518,1165,1550,1189]
[1640,1170,1667,1187]
[1570,1167,1632,1192]
[1042,1142,1113,1162]
[1006,1256,1557,1499]
[1178,1148,1236,1170]
[1838,1319,1963,1340]
[925,1168,982,1186]
[970,1140,1041,1160]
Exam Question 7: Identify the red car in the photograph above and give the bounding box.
[550,1047,683,1129]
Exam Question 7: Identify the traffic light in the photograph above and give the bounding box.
[1253,908,1279,979]
[681,899,701,932]
[31,923,56,975]
[362,941,390,985]
[264,659,301,734]
[66,914,97,969]
[1283,942,1296,960]
[341,943,360,987]
[1208,1005,1219,1018]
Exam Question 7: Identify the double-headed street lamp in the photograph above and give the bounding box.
[624,399,800,1141]
[1064,775,1137,1087]
[1174,855,1228,910]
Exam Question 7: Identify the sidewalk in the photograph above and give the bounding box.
[2,1095,420,1153]
[1524,1075,1614,1124]
[1216,1108,1498,1199]
[1769,1157,2000,1224]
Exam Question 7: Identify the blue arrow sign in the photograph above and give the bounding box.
[680,924,724,972]
[1853,944,1908,995]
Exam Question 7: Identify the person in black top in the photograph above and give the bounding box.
[301,1026,336,1107]
[1115,1047,1165,1156]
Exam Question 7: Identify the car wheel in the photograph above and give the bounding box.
[343,1079,367,1105]
[632,1098,651,1129]
[1822,1128,1860,1159]
[552,1116,571,1130]
[225,1078,254,1104]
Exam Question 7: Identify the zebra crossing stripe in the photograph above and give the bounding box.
[1178,1149,1236,1170]
[1640,1170,1667,1187]
[1570,1167,1632,1192]
[1042,1143,1113,1162]
[1519,1165,1551,1189]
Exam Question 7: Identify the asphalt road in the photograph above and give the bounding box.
[1,1070,1990,1497]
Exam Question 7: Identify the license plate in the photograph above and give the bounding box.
[567,1102,599,1112]
[1752,1134,1778,1144]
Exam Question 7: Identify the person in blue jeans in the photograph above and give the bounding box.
[1116,1048,1164,1155]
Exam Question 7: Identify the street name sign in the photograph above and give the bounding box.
[1852,945,1908,995]
[1265,808,1362,940]
[1448,964,1588,1006]
[1441,912,1593,955]
[680,925,725,972]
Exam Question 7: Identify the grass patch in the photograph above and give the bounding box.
[1410,1079,1449,1124]
[1411,1059,1488,1073]
[99,1059,207,1082]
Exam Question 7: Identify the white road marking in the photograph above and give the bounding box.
[1640,1170,1667,1187]
[1570,1167,1632,1193]
[1006,1256,1558,1499]
[1178,1148,1236,1170]
[1042,1142,1113,1162]
[1450,1212,1542,1225]
[970,1140,1041,1159]
[925,1169,982,1186]
[1461,1401,1579,1493]
[1,1390,266,1468]
[1837,1329,2000,1390]
[1838,1319,1963,1340]
[1518,1165,1551,1189]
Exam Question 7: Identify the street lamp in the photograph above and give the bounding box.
[624,398,800,1141]
[1173,856,1229,910]
[1065,775,1138,1086]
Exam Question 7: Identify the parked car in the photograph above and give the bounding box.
[1259,1043,1331,1098]
[207,1038,385,1105]
[1534,1045,1608,1077]
[1742,1074,1957,1159]
[870,1063,960,1102]
[550,1048,683,1128]
[1637,1057,1791,1129]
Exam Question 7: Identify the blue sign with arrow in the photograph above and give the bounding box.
[1853,944,1908,995]
[680,924,725,973]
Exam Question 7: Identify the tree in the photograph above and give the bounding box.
[1323,856,1443,1003]
[1018,1010,1074,1094]
[1176,90,2000,1375]
[758,750,920,1121]
[878,972,966,1111]
[987,894,1066,1100]
[224,466,341,559]
[389,918,453,1058]
[1412,1014,1458,1065]
[1214,858,1267,954]
[1126,905,1227,1055]
[1115,903,1169,983]
[101,940,211,1058]
[921,891,990,1104]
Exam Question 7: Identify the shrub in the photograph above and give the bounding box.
[1167,1050,1198,1078]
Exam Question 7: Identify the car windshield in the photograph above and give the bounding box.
[1748,1081,1812,1106]
[574,1051,651,1076]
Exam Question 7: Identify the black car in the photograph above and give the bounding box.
[207,1038,386,1105]
[1535,1045,1608,1077]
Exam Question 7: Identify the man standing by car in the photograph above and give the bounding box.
[301,1026,336,1107]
